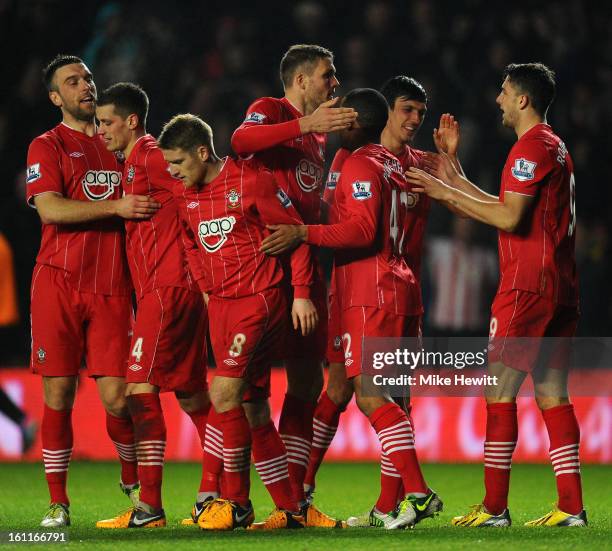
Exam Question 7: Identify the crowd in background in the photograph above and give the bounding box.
[0,0,610,364]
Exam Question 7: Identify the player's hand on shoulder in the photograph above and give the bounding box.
[433,113,460,157]
[115,194,161,219]
[291,298,319,336]
[260,224,306,255]
[300,97,358,134]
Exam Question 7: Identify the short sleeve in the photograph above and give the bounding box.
[26,137,64,206]
[241,97,280,126]
[504,139,552,197]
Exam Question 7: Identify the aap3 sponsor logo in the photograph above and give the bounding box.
[81,170,122,200]
[198,216,236,253]
[295,159,323,193]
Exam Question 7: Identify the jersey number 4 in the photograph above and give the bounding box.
[131,337,144,362]
[389,188,408,255]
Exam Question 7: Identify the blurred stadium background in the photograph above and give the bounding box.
[0,0,610,464]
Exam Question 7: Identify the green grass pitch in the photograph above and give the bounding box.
[0,462,610,550]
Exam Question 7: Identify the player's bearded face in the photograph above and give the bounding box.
[52,63,97,122]
[388,98,427,144]
[496,78,519,128]
[305,58,339,110]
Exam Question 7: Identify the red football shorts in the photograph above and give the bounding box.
[127,287,208,392]
[340,306,421,379]
[30,264,131,377]
[283,277,328,363]
[208,287,287,400]
[488,289,579,373]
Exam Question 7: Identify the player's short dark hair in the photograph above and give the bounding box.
[158,114,215,153]
[97,82,149,128]
[343,88,389,141]
[379,75,427,108]
[43,54,84,91]
[503,63,556,117]
[280,44,333,89]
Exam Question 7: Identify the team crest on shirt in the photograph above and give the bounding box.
[82,170,122,200]
[37,348,46,363]
[126,165,135,184]
[326,171,339,190]
[276,188,292,208]
[244,112,266,124]
[226,189,241,209]
[198,216,237,253]
[295,159,323,193]
[511,158,537,181]
[352,181,372,200]
[26,163,41,183]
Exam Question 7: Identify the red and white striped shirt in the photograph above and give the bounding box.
[232,96,327,225]
[307,144,421,316]
[174,158,314,299]
[497,123,578,305]
[123,135,196,298]
[26,123,131,295]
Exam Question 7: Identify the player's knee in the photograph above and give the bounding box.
[243,400,271,428]
[286,359,323,402]
[176,390,210,413]
[326,382,353,410]
[209,380,242,413]
[485,362,526,402]
[535,395,570,411]
[43,378,76,410]
[101,393,128,417]
[355,394,384,417]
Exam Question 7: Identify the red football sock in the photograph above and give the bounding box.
[252,421,297,512]
[219,406,251,506]
[127,393,166,511]
[304,391,342,489]
[279,393,314,503]
[375,403,412,512]
[542,404,583,515]
[186,404,210,446]
[201,406,223,495]
[483,402,517,515]
[376,452,403,513]
[184,403,213,495]
[369,402,428,496]
[42,405,73,505]
[106,412,138,486]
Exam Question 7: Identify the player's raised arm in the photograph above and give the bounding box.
[231,98,303,155]
[433,113,465,176]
